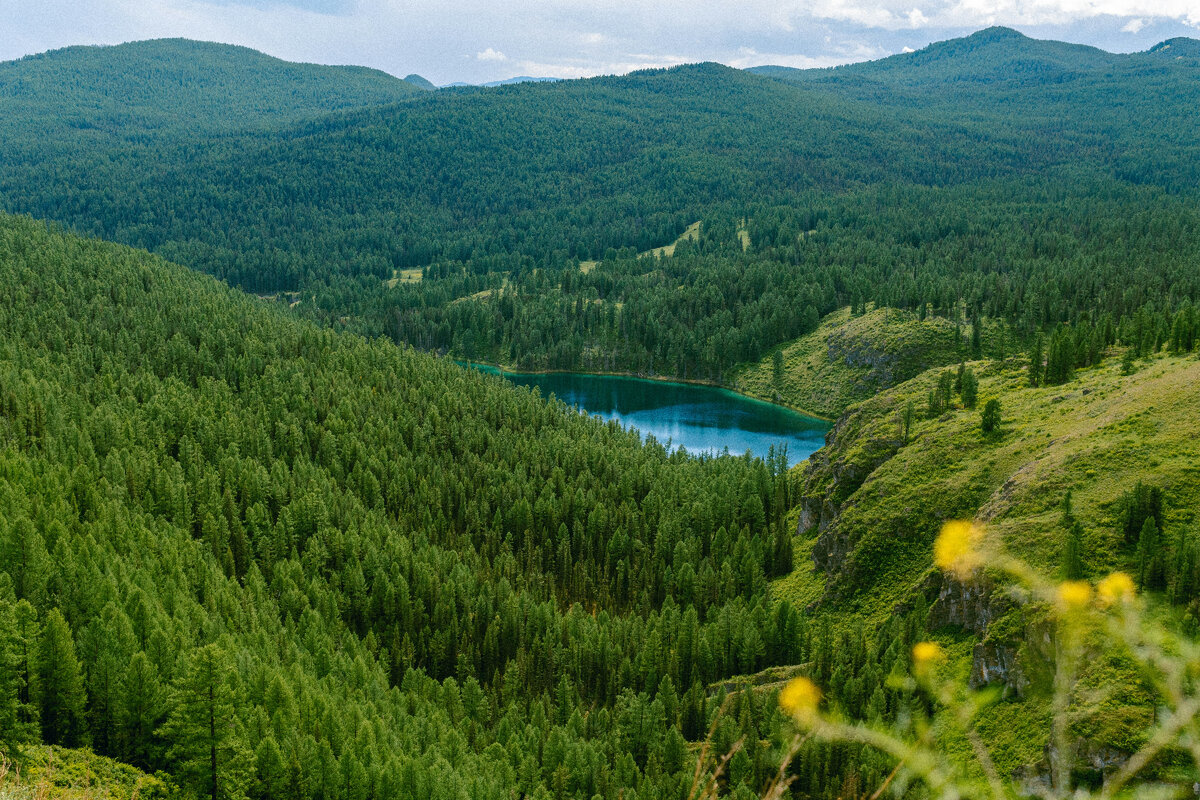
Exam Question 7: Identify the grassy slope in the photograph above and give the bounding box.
[766,349,1199,773]
[793,350,1200,617]
[0,747,170,800]
[732,307,967,419]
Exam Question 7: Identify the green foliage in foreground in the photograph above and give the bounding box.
[0,744,175,799]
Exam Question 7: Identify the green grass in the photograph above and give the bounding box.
[794,350,1200,617]
[383,266,424,288]
[732,306,977,419]
[642,220,700,259]
[0,746,174,799]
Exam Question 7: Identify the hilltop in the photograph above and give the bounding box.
[0,39,418,147]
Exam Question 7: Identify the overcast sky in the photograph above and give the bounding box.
[2,0,1198,85]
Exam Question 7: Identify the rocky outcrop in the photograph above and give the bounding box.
[970,641,1025,692]
[926,572,1011,634]
[1017,739,1132,795]
[827,330,903,389]
[798,410,900,579]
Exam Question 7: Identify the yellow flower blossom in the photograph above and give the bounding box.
[779,677,821,721]
[912,641,945,667]
[1097,572,1136,606]
[1057,580,1092,611]
[934,520,983,575]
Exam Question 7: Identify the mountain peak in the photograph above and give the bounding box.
[403,73,437,90]
[1145,37,1200,58]
[966,26,1028,44]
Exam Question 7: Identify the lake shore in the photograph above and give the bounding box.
[459,359,836,424]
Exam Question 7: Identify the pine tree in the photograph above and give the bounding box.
[1137,517,1167,591]
[1063,523,1085,580]
[0,596,31,750]
[981,399,1001,435]
[118,651,166,769]
[37,609,88,747]
[960,367,978,409]
[1028,332,1044,387]
[901,400,915,443]
[1058,490,1086,580]
[159,643,254,800]
[1121,346,1137,375]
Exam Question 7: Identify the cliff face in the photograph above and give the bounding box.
[799,408,900,585]
[795,385,1029,692]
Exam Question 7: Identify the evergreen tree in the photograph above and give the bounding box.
[1063,523,1085,580]
[0,596,31,750]
[1028,333,1045,387]
[159,644,254,800]
[980,399,1001,435]
[960,367,978,409]
[1060,491,1085,580]
[37,609,87,748]
[1137,517,1167,591]
[118,652,166,769]
[1121,346,1137,375]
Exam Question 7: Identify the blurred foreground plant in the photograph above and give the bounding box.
[773,520,1200,800]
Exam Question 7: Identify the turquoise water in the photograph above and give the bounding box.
[472,366,830,467]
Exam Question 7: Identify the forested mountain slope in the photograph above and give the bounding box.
[751,27,1200,190]
[0,39,418,145]
[2,210,1194,795]
[2,32,1199,390]
[0,212,833,799]
[0,59,1041,291]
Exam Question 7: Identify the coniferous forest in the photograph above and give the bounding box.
[1,24,1200,800]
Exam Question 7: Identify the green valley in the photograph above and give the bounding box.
[1,22,1199,800]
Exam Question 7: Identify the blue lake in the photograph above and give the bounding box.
[472,367,830,467]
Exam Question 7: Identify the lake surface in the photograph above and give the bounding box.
[472,367,830,467]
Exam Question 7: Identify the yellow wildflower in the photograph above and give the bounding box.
[1097,572,1136,606]
[1056,580,1092,611]
[779,677,821,721]
[912,641,945,667]
[934,520,983,575]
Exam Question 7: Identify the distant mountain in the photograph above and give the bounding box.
[748,26,1119,91]
[481,76,561,87]
[403,73,438,90]
[439,76,561,88]
[0,38,419,150]
[2,28,1199,297]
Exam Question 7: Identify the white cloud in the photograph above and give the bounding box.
[3,0,1200,84]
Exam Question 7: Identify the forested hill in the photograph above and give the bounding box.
[748,27,1200,188]
[0,212,828,798]
[0,39,418,143]
[0,58,1037,290]
[1,30,1199,383]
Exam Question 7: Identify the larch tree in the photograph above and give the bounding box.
[159,643,253,800]
[37,608,87,747]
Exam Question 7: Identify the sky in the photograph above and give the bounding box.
[2,0,1198,85]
